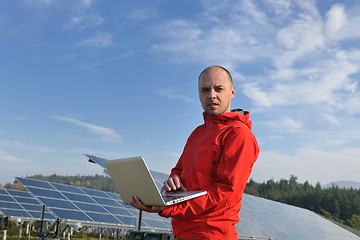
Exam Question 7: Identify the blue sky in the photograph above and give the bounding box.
[1,0,360,186]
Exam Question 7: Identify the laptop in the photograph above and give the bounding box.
[85,154,207,206]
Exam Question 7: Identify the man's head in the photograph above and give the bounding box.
[198,66,235,116]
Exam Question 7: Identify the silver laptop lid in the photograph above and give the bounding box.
[103,156,166,206]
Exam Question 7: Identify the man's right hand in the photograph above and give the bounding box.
[161,175,187,192]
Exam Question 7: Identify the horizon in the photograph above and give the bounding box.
[2,171,360,188]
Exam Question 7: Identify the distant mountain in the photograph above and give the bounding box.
[322,181,360,189]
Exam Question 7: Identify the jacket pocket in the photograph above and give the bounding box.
[209,146,221,185]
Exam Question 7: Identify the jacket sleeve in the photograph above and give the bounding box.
[159,126,259,218]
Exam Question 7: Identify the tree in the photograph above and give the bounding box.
[348,215,360,230]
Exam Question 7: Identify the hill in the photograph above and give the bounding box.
[323,181,360,190]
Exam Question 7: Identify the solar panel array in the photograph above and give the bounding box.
[15,177,171,231]
[1,176,359,240]
[0,188,55,221]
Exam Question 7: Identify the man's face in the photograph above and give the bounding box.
[198,68,235,116]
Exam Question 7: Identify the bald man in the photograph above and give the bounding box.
[131,66,259,240]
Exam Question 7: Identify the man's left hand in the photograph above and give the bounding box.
[130,196,165,213]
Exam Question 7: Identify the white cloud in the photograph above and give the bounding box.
[9,116,28,121]
[51,116,122,142]
[66,14,104,30]
[127,8,157,22]
[80,0,94,8]
[242,0,267,24]
[258,49,360,110]
[0,140,56,153]
[0,149,29,163]
[75,32,113,48]
[274,14,325,69]
[24,0,55,6]
[154,89,194,102]
[243,83,272,108]
[167,151,181,158]
[261,117,303,133]
[263,0,292,16]
[78,60,102,70]
[325,4,346,39]
[252,147,360,185]
[281,118,303,132]
[152,15,269,64]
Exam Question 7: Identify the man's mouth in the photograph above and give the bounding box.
[208,102,218,107]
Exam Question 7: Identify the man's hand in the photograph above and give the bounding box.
[130,196,165,213]
[161,175,187,192]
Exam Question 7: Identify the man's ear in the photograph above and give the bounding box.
[231,85,235,99]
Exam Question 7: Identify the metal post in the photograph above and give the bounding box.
[39,205,45,239]
[26,222,30,240]
[2,230,7,240]
[18,221,22,240]
[136,210,142,231]
[67,226,71,240]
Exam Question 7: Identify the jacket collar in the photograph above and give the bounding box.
[203,109,252,130]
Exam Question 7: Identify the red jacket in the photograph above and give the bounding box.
[159,111,260,239]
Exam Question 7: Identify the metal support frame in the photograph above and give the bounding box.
[0,216,8,240]
[136,210,142,231]
[37,205,70,240]
[1,230,6,240]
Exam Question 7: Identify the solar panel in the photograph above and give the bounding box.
[15,177,171,231]
[237,194,360,240]
[0,188,55,221]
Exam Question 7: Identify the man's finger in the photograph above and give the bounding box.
[163,175,187,191]
[164,178,176,191]
[173,175,182,189]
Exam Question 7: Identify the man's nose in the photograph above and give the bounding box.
[208,89,216,99]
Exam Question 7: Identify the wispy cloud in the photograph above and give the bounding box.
[9,116,28,121]
[66,14,104,30]
[0,140,56,153]
[263,117,303,133]
[75,32,113,48]
[127,8,158,22]
[24,0,55,6]
[51,116,122,142]
[253,147,360,184]
[167,151,181,158]
[154,89,194,102]
[80,0,94,8]
[0,149,29,163]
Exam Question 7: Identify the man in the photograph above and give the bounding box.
[131,66,259,239]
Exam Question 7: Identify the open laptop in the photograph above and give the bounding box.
[85,154,207,206]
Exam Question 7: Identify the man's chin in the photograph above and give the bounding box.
[205,109,220,116]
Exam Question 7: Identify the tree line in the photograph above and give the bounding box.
[3,174,360,231]
[4,174,117,193]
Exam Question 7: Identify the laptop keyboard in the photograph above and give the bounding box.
[163,195,185,201]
